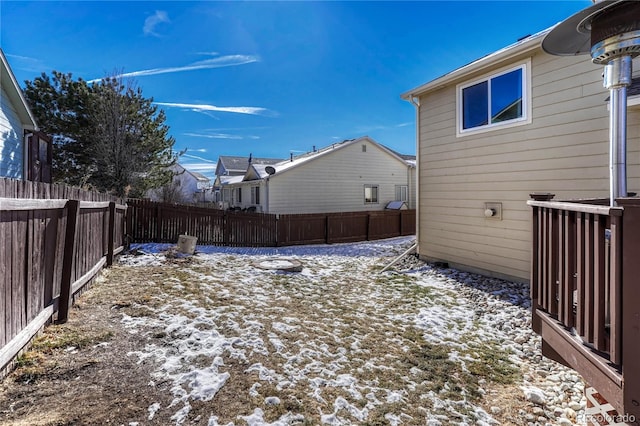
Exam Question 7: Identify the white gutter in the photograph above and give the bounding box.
[400,28,549,100]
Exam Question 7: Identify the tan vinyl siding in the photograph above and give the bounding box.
[417,51,640,281]
[0,86,25,180]
[267,141,412,214]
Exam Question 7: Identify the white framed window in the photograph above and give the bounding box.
[237,187,242,203]
[456,61,531,136]
[223,188,230,202]
[364,184,379,204]
[395,185,408,202]
[251,186,260,205]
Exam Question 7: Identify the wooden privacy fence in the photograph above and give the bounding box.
[127,199,416,247]
[0,178,126,374]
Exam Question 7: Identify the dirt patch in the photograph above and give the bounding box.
[0,267,176,426]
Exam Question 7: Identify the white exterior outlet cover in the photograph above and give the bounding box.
[484,202,502,220]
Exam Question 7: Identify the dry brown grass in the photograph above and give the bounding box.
[1,253,538,425]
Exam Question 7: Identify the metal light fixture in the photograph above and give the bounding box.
[542,0,640,206]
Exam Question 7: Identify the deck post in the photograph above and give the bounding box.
[615,198,640,421]
[530,193,554,334]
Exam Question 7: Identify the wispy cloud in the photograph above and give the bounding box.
[354,121,413,134]
[184,132,243,140]
[5,53,47,73]
[396,122,412,128]
[156,102,276,117]
[181,153,217,163]
[87,53,259,82]
[184,132,261,141]
[143,10,170,37]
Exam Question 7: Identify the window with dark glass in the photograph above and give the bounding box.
[460,65,525,132]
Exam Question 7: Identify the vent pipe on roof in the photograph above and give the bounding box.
[248,153,252,164]
[290,152,293,162]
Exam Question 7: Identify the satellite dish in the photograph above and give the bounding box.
[265,166,276,175]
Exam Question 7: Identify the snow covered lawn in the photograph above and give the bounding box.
[113,237,584,425]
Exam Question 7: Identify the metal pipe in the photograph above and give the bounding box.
[603,56,632,205]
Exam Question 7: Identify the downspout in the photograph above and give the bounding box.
[407,163,411,206]
[409,95,420,255]
[265,176,269,213]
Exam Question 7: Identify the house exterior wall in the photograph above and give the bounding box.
[224,181,264,211]
[174,169,199,202]
[0,86,25,180]
[146,165,212,203]
[266,140,414,214]
[416,51,640,281]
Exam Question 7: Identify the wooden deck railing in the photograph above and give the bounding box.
[528,194,640,419]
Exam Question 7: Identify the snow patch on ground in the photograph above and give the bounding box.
[118,236,583,425]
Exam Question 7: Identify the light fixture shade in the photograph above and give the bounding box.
[541,0,626,56]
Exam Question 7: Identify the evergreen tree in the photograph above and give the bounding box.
[24,72,176,197]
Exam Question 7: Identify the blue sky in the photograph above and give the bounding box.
[1,1,590,179]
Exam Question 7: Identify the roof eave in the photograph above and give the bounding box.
[400,29,550,100]
[0,49,38,129]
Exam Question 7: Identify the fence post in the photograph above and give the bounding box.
[106,201,116,266]
[325,214,329,244]
[155,203,161,243]
[223,211,229,245]
[58,199,79,324]
[123,203,129,250]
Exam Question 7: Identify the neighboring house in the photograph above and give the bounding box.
[221,136,416,214]
[146,163,212,203]
[0,48,43,181]
[215,155,282,177]
[213,174,243,209]
[213,155,283,206]
[401,29,640,282]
